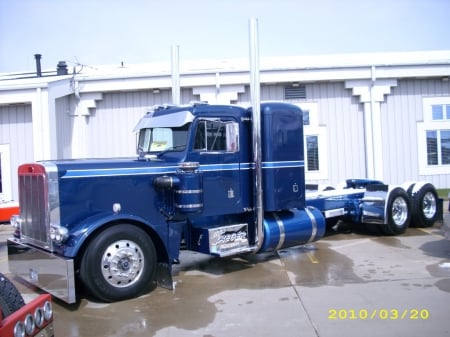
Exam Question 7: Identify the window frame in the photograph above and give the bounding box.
[294,103,328,181]
[193,118,240,154]
[417,97,450,175]
[137,124,190,154]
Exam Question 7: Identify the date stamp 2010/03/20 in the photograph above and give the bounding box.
[328,309,429,320]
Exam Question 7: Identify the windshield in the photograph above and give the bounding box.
[137,124,190,155]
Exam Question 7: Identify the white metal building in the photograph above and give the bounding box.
[1,51,450,203]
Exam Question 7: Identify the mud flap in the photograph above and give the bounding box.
[156,262,174,290]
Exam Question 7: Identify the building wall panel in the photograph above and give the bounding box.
[84,89,196,158]
[55,96,74,159]
[85,91,155,158]
[0,104,33,200]
[307,82,366,185]
[238,82,366,186]
[382,79,450,188]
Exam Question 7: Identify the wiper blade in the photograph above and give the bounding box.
[156,144,186,157]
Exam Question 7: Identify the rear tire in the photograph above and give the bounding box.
[0,273,25,317]
[380,188,411,235]
[80,224,157,302]
[408,183,438,228]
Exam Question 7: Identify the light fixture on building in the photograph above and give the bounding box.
[153,88,160,94]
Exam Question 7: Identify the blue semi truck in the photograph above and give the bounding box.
[7,102,439,304]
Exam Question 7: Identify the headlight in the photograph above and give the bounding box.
[50,225,69,244]
[24,313,35,335]
[12,299,52,337]
[34,307,44,328]
[14,321,25,337]
[10,214,22,228]
[43,300,53,321]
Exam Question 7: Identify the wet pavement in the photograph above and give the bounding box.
[1,217,450,337]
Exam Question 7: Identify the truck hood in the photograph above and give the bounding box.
[47,157,182,179]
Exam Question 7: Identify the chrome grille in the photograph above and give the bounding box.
[18,163,56,250]
[19,173,48,243]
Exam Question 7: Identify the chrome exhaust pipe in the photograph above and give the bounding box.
[249,18,264,252]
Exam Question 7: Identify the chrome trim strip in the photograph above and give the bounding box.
[272,213,286,250]
[61,161,305,179]
[175,189,203,194]
[174,203,204,209]
[262,160,305,169]
[43,162,60,250]
[305,207,318,243]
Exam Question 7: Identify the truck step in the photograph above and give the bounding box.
[191,223,252,257]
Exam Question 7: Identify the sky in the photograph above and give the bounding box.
[1,0,450,73]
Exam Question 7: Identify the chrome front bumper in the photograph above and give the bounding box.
[7,238,76,304]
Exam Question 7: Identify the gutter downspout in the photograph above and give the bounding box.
[249,18,264,252]
[367,65,376,179]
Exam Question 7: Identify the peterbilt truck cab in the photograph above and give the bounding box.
[7,102,439,304]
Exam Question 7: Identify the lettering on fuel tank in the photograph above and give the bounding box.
[293,183,299,192]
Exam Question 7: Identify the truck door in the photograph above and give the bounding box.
[186,118,243,216]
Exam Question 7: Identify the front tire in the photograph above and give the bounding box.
[380,188,411,235]
[80,224,157,302]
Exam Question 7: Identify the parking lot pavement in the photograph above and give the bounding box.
[1,221,450,337]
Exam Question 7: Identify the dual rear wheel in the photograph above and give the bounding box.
[380,188,410,235]
[381,184,439,235]
[408,183,438,228]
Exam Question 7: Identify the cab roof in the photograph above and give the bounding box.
[133,103,248,131]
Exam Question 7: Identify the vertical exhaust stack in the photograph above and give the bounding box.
[34,54,42,77]
[171,45,181,105]
[249,18,264,252]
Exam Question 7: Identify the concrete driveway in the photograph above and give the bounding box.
[1,219,450,337]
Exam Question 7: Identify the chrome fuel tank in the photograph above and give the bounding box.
[260,208,325,253]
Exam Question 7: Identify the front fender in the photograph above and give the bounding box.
[62,212,166,258]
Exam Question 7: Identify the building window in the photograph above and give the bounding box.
[426,130,450,165]
[431,104,450,120]
[303,110,310,126]
[418,98,450,175]
[306,135,319,171]
[295,103,328,181]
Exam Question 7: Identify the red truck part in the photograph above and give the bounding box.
[0,273,54,337]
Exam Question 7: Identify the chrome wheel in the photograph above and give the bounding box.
[101,240,144,287]
[422,191,437,220]
[80,224,157,302]
[381,187,411,235]
[391,196,408,227]
[408,183,439,228]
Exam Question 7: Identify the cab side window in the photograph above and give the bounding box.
[194,120,239,152]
